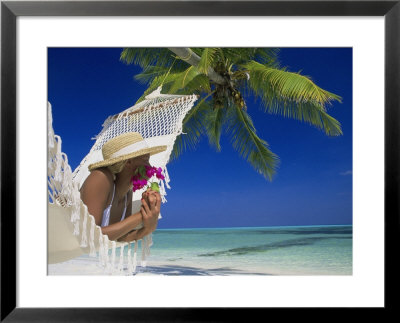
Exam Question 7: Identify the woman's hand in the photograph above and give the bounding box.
[140,191,161,234]
[142,188,161,213]
[141,188,159,202]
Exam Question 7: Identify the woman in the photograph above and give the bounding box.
[80,132,167,242]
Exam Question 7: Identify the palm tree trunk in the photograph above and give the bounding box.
[168,47,226,85]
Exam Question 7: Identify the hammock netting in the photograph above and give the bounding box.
[48,87,198,275]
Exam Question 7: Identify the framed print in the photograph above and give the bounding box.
[1,0,399,321]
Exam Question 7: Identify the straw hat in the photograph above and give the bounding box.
[88,132,167,171]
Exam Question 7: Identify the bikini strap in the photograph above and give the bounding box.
[110,183,116,205]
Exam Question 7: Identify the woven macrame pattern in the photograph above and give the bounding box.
[47,87,198,274]
[72,87,198,191]
[94,97,192,149]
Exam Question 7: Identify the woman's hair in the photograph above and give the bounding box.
[107,160,127,175]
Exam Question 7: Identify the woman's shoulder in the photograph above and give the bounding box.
[80,168,114,213]
[81,168,114,191]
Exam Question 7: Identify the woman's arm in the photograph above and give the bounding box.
[101,212,143,241]
[80,170,143,241]
[117,225,148,242]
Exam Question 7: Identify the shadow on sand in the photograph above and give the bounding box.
[134,264,272,276]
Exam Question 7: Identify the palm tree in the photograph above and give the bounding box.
[120,48,342,181]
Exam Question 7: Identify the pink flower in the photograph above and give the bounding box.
[131,164,164,192]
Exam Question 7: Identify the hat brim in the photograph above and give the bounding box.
[88,145,167,171]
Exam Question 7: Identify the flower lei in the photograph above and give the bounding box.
[131,165,165,192]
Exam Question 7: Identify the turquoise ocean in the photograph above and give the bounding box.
[49,225,352,275]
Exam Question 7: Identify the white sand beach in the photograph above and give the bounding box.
[48,257,276,276]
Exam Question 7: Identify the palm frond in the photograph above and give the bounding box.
[134,65,171,85]
[243,60,342,106]
[133,67,190,102]
[203,107,227,152]
[197,48,218,75]
[120,48,174,67]
[170,99,212,161]
[218,48,279,67]
[221,48,257,65]
[254,48,280,66]
[120,48,190,71]
[224,104,279,181]
[243,60,343,135]
[183,74,211,94]
[303,104,343,136]
[169,66,201,93]
[135,67,212,100]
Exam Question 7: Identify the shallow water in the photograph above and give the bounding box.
[149,225,352,275]
[48,225,352,276]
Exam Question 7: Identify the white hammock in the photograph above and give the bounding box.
[48,87,198,275]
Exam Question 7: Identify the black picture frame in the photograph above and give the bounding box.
[1,0,399,321]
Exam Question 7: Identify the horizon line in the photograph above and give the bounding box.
[156,223,353,231]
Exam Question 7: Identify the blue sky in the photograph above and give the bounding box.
[48,47,352,229]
